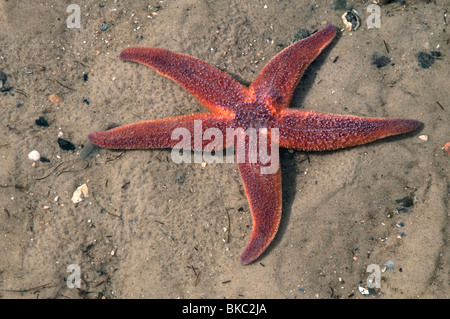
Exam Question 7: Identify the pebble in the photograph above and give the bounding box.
[0,70,12,92]
[384,259,395,270]
[372,53,390,69]
[417,52,434,69]
[58,138,76,151]
[395,196,414,207]
[0,70,7,88]
[49,94,64,103]
[358,285,369,295]
[28,150,41,161]
[431,51,441,58]
[35,116,49,127]
[71,184,89,203]
[444,142,450,155]
[418,134,428,141]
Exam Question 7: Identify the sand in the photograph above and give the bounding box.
[0,0,448,299]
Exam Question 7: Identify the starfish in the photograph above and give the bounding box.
[88,24,421,265]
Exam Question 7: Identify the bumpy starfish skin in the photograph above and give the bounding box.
[89,24,421,265]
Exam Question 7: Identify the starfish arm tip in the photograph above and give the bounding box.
[388,118,422,136]
[240,248,258,265]
[87,132,99,144]
[119,47,133,61]
[407,119,423,131]
[240,256,251,265]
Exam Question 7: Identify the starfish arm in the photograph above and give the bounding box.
[88,113,233,150]
[120,47,249,116]
[277,109,422,151]
[249,24,336,114]
[237,137,282,265]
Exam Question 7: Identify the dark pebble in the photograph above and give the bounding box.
[16,103,23,108]
[368,288,377,295]
[57,138,76,151]
[417,52,434,68]
[0,71,12,92]
[40,157,50,163]
[395,196,414,207]
[430,51,441,58]
[83,73,89,82]
[35,116,49,127]
[0,86,13,92]
[83,98,90,105]
[101,22,108,31]
[0,70,7,86]
[372,53,390,68]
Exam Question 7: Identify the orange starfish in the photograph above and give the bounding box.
[89,24,421,265]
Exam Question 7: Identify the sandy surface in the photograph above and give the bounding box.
[0,0,448,299]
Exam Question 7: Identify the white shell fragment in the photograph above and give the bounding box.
[358,285,369,295]
[28,150,41,161]
[71,184,89,203]
[418,135,428,141]
[342,10,361,31]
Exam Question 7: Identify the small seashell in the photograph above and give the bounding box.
[28,150,41,161]
[418,134,428,141]
[358,285,369,295]
[71,184,89,203]
[342,10,360,31]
